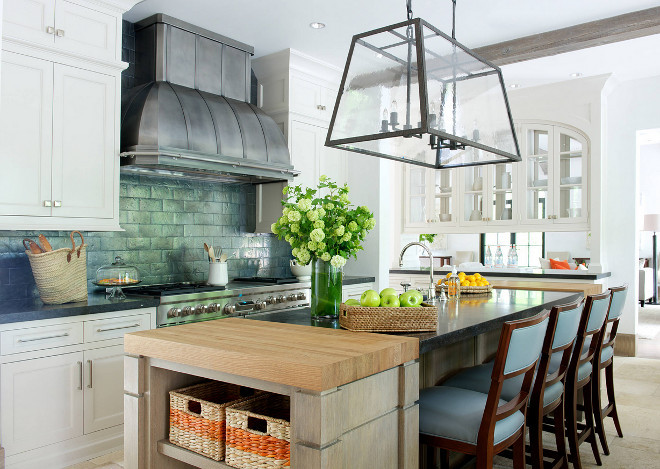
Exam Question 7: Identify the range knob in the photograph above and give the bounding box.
[287,293,297,302]
[207,303,219,313]
[296,292,307,301]
[182,306,193,316]
[255,301,267,310]
[167,307,181,318]
[265,296,277,305]
[276,295,286,303]
[194,304,208,315]
[223,304,236,315]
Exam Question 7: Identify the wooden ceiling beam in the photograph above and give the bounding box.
[473,7,660,66]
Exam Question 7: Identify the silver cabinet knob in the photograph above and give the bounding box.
[194,304,208,315]
[167,308,181,318]
[265,296,276,305]
[276,295,286,303]
[296,292,306,300]
[287,294,297,302]
[223,304,236,315]
[43,200,52,207]
[46,26,55,34]
[55,29,65,37]
[207,303,219,312]
[255,301,267,310]
[181,306,193,316]
[53,200,62,207]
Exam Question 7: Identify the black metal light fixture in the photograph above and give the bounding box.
[325,0,521,169]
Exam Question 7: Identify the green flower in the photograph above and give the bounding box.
[290,223,300,233]
[292,247,299,257]
[306,209,319,221]
[271,223,279,234]
[340,193,349,204]
[317,207,326,218]
[297,198,312,212]
[310,228,325,243]
[282,207,290,216]
[342,232,352,242]
[348,221,358,232]
[321,252,331,262]
[324,202,335,210]
[335,225,345,236]
[297,248,311,265]
[287,210,301,222]
[337,216,346,224]
[307,241,317,251]
[285,234,292,243]
[314,220,325,229]
[316,241,326,252]
[278,216,287,225]
[364,218,376,230]
[331,255,347,269]
[319,174,328,182]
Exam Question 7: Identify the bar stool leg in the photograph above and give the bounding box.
[528,410,544,469]
[512,433,526,469]
[582,382,602,466]
[605,363,624,438]
[592,368,610,456]
[553,402,569,469]
[565,387,583,469]
[439,448,449,469]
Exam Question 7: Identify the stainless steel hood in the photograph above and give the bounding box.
[120,14,296,183]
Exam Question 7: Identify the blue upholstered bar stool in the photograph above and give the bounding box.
[444,300,584,469]
[419,310,550,469]
[591,285,628,456]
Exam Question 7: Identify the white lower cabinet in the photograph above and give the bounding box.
[83,345,124,434]
[1,352,84,455]
[342,282,375,302]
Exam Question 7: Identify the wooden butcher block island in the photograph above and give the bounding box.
[123,318,420,469]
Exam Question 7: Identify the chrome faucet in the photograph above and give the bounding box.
[399,242,436,304]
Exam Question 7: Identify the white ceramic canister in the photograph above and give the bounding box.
[208,261,228,286]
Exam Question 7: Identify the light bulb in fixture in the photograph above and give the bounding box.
[309,22,326,29]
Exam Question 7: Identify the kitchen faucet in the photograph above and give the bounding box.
[399,242,437,304]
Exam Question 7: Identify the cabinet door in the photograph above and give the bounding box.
[2,0,56,47]
[0,51,53,217]
[290,76,321,119]
[54,0,118,62]
[83,345,124,433]
[460,165,488,225]
[553,128,588,224]
[486,162,516,225]
[521,124,554,224]
[289,120,321,190]
[432,168,457,226]
[403,165,430,229]
[319,136,347,187]
[52,64,115,218]
[1,352,84,455]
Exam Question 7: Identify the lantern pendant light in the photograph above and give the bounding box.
[325,0,521,169]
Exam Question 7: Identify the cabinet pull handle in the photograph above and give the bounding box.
[55,29,65,37]
[46,26,55,34]
[77,361,83,390]
[43,200,52,207]
[53,200,62,207]
[87,360,93,389]
[96,323,140,333]
[17,332,69,343]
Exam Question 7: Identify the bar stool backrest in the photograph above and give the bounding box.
[600,285,628,352]
[478,310,550,446]
[571,292,611,384]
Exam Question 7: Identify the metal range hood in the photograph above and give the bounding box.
[120,14,296,183]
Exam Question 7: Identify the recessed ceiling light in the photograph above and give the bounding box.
[310,22,326,29]
[570,72,582,78]
[509,84,521,89]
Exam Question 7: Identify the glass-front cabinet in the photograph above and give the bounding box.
[520,123,588,225]
[403,165,458,231]
[460,162,517,226]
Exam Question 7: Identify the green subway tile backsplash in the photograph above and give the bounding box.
[0,174,292,301]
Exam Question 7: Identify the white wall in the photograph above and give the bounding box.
[604,75,660,336]
[639,142,660,258]
[545,232,590,259]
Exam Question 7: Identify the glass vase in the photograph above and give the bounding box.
[311,258,343,319]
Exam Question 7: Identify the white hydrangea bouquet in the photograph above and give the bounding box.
[271,175,375,268]
[271,176,375,319]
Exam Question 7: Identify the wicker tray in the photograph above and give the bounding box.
[436,284,493,294]
[169,382,258,461]
[225,393,290,469]
[339,303,438,332]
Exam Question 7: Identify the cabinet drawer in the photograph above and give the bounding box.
[84,314,150,342]
[1,322,83,355]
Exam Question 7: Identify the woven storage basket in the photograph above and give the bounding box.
[169,381,258,461]
[339,303,438,332]
[225,393,290,469]
[436,284,493,295]
[25,231,87,304]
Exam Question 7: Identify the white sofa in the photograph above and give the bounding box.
[639,267,656,306]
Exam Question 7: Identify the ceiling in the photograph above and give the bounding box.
[125,0,660,89]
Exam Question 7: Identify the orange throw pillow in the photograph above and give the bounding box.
[549,259,571,270]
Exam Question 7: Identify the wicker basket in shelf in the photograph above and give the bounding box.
[169,381,257,461]
[225,393,291,469]
[339,303,438,332]
[436,284,493,295]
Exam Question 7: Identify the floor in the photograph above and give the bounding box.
[66,356,660,469]
[637,303,660,359]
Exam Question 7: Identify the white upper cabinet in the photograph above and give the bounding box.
[460,161,518,226]
[3,0,118,62]
[52,63,115,219]
[403,165,458,231]
[290,76,337,123]
[0,51,53,217]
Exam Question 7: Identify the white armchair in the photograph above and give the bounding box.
[639,267,655,306]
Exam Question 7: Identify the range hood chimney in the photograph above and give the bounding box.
[120,14,296,183]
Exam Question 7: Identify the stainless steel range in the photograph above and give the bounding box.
[124,280,310,328]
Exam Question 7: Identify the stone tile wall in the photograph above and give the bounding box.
[0,174,292,301]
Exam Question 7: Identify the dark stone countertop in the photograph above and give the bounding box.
[391,268,611,280]
[0,294,159,325]
[246,289,582,354]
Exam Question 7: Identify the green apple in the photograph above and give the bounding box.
[360,289,381,307]
[345,298,360,306]
[381,294,400,308]
[380,287,397,298]
[399,290,423,307]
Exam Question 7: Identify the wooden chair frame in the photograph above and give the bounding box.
[591,285,627,456]
[421,310,551,469]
